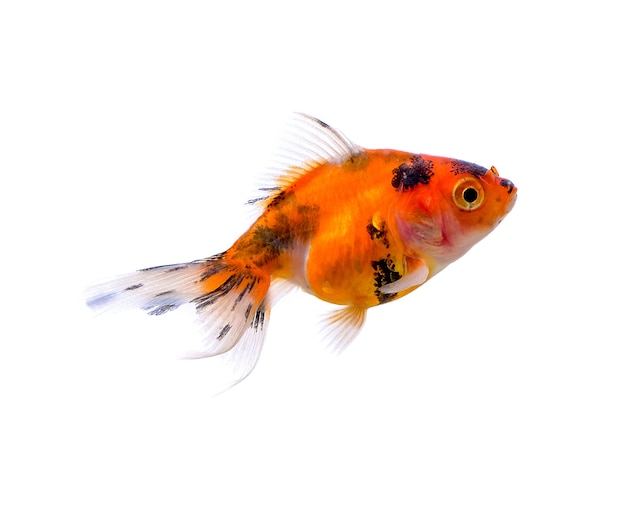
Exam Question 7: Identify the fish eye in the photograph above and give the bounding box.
[463,187,479,203]
[453,177,485,211]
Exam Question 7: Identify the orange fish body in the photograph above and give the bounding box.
[86,115,517,388]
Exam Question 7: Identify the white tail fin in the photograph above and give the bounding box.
[85,253,271,389]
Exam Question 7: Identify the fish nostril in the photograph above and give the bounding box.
[499,179,515,194]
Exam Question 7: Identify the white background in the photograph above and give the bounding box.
[2,1,625,505]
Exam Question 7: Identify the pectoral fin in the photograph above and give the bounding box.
[378,257,429,294]
[321,305,367,354]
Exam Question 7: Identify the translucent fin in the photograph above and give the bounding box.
[320,305,368,354]
[85,254,272,387]
[190,303,270,395]
[249,113,363,207]
[86,261,208,317]
[279,113,362,169]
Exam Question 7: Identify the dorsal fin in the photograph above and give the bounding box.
[248,113,363,207]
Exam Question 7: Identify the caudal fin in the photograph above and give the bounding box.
[85,253,271,388]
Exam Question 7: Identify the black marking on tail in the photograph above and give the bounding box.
[146,303,180,316]
[197,254,229,282]
[167,265,189,272]
[251,304,266,330]
[231,279,257,310]
[124,284,143,291]
[217,324,232,341]
[192,273,246,311]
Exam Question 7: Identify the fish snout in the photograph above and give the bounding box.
[505,184,517,213]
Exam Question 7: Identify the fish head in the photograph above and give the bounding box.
[393,155,517,267]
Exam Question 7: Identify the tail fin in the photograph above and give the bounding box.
[85,253,271,388]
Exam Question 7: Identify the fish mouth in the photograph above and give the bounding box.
[496,177,517,213]
[505,190,517,213]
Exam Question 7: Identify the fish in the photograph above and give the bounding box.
[86,113,517,389]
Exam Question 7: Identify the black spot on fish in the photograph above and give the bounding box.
[124,284,143,291]
[247,187,286,207]
[391,156,434,191]
[371,255,401,304]
[366,218,390,248]
[450,160,488,177]
[376,290,398,305]
[192,273,246,310]
[296,204,320,234]
[266,190,291,210]
[253,222,293,259]
[253,214,294,260]
[500,178,515,194]
[154,290,173,297]
[239,205,320,267]
[372,255,401,288]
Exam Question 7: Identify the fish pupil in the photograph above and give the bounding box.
[463,187,479,203]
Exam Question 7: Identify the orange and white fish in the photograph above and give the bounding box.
[86,114,517,388]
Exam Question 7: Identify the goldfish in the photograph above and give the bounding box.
[86,113,517,389]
